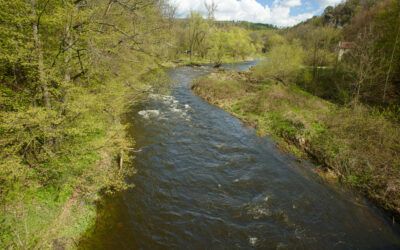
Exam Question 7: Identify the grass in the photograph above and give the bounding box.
[191,70,400,219]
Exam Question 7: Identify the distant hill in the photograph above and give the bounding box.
[217,21,277,30]
[175,18,276,30]
[294,0,386,28]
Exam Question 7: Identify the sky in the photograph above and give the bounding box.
[169,0,344,27]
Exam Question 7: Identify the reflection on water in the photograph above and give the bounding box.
[79,61,400,249]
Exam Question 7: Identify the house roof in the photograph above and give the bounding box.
[339,41,355,49]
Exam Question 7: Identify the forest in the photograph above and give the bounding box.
[1,0,400,248]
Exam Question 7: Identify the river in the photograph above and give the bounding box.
[80,61,400,249]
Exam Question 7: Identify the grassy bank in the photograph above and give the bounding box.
[191,70,400,219]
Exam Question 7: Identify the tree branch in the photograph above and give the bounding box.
[37,0,50,33]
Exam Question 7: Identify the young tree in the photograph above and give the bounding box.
[208,30,229,66]
[254,39,304,85]
[229,27,256,60]
[187,11,208,60]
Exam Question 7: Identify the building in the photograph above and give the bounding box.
[338,41,355,61]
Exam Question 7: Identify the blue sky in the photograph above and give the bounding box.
[257,0,328,16]
[170,0,344,27]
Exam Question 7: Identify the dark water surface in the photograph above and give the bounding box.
[80,61,400,249]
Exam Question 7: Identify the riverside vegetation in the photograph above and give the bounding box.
[0,0,267,248]
[192,0,400,220]
[0,0,177,248]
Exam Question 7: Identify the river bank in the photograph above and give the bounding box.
[0,66,157,249]
[0,111,130,249]
[37,69,172,249]
[191,69,400,220]
[160,56,261,69]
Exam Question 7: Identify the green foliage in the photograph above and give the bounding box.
[374,0,400,102]
[0,0,173,248]
[208,30,230,65]
[187,11,210,59]
[253,38,304,85]
[207,27,256,65]
[170,16,264,64]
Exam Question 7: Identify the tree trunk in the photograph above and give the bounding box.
[383,23,400,102]
[59,5,74,118]
[64,24,72,82]
[312,42,318,82]
[30,0,51,109]
[190,42,194,60]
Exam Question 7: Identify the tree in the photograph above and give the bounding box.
[375,0,400,102]
[208,30,229,66]
[254,39,304,85]
[204,0,217,21]
[345,26,384,104]
[187,11,209,59]
[229,27,256,60]
[303,25,339,82]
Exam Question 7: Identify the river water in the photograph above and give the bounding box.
[80,61,400,249]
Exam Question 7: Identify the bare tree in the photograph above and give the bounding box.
[347,25,384,105]
[204,0,217,21]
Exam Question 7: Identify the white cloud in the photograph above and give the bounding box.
[316,0,344,7]
[276,0,302,7]
[169,0,331,27]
